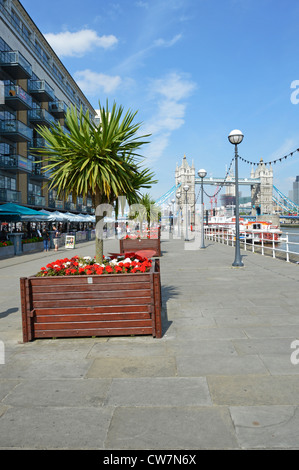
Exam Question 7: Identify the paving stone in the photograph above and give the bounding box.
[86,356,177,378]
[105,377,212,406]
[208,375,299,405]
[0,406,113,449]
[2,378,111,407]
[230,406,299,449]
[105,406,239,449]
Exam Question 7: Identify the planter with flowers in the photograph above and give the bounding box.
[0,240,14,259]
[22,236,43,254]
[20,253,162,342]
[119,227,161,257]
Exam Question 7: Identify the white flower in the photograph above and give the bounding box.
[110,258,118,265]
[123,258,132,264]
[83,256,91,261]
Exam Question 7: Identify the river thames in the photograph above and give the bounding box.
[280,225,299,254]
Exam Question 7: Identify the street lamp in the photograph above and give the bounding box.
[183,184,189,241]
[176,192,181,237]
[228,129,244,267]
[198,169,207,249]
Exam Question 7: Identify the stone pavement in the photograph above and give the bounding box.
[0,235,299,450]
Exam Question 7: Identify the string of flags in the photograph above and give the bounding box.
[239,147,299,166]
[203,157,234,198]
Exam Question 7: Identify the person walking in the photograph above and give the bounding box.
[52,225,60,252]
[42,228,50,252]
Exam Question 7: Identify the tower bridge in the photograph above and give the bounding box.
[155,154,299,221]
[194,177,260,186]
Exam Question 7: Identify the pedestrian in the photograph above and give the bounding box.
[52,225,60,252]
[42,228,50,252]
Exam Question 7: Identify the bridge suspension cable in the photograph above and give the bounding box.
[273,186,299,213]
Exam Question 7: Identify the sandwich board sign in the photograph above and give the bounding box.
[65,235,75,249]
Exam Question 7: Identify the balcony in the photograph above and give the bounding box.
[28,79,55,102]
[0,154,33,172]
[27,194,45,207]
[49,101,68,117]
[2,84,33,111]
[0,188,21,203]
[0,51,32,79]
[28,108,57,127]
[29,162,50,181]
[65,201,77,211]
[0,120,33,142]
[31,137,46,149]
[48,198,64,210]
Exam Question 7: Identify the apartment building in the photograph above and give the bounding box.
[0,0,96,214]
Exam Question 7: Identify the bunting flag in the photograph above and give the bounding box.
[238,147,299,166]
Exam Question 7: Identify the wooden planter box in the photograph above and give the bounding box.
[120,237,161,257]
[20,260,162,342]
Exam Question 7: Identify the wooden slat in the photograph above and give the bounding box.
[34,305,149,316]
[35,312,151,323]
[34,327,153,338]
[32,297,151,308]
[29,273,151,286]
[31,280,151,293]
[31,288,152,301]
[34,319,152,330]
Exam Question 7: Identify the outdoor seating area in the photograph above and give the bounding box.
[0,203,96,257]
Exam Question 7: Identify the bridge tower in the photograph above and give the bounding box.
[175,155,196,224]
[251,158,274,216]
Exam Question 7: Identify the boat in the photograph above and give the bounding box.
[207,216,283,244]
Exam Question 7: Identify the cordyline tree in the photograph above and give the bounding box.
[33,100,157,262]
[129,192,161,228]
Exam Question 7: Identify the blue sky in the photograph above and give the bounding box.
[21,0,299,202]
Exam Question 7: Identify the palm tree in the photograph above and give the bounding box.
[128,192,161,228]
[32,100,157,262]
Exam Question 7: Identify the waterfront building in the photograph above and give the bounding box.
[175,155,196,225]
[293,176,299,205]
[251,158,274,216]
[0,0,96,214]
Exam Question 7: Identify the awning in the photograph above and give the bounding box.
[0,203,50,221]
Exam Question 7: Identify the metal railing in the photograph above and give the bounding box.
[204,226,299,263]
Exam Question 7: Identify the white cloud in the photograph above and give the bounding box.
[74,69,121,95]
[44,29,118,57]
[153,34,182,48]
[144,72,197,163]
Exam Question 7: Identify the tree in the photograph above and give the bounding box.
[33,100,157,262]
[128,192,161,228]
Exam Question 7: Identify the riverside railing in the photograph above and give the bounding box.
[204,226,299,263]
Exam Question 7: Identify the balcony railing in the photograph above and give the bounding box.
[0,188,21,203]
[27,194,45,207]
[0,154,33,172]
[0,120,33,142]
[48,199,64,210]
[0,51,32,79]
[28,108,57,127]
[28,79,55,102]
[65,201,77,211]
[4,84,32,110]
[49,101,68,117]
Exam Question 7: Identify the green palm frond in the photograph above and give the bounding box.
[31,100,157,261]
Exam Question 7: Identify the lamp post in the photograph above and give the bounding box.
[228,129,244,267]
[176,192,181,237]
[183,184,189,241]
[198,169,207,249]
